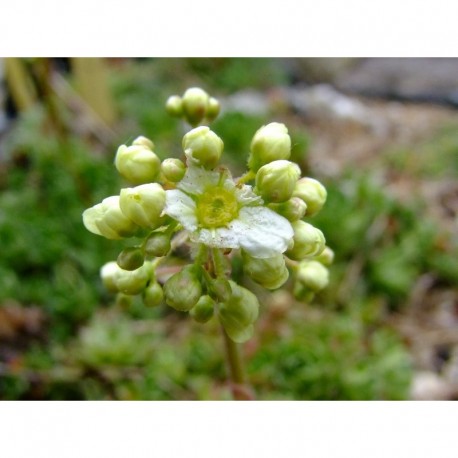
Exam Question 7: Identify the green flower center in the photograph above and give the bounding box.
[196,186,239,228]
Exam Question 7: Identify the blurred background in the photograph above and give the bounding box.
[0,58,457,400]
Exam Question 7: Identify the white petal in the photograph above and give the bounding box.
[190,226,241,249]
[229,206,294,258]
[177,165,220,196]
[164,189,198,231]
[233,183,262,205]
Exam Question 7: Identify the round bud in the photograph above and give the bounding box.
[207,277,232,303]
[161,158,186,182]
[206,97,221,121]
[286,220,326,261]
[116,293,134,309]
[297,260,329,292]
[293,177,327,217]
[255,160,301,203]
[144,232,171,258]
[114,144,161,185]
[182,87,209,126]
[293,282,315,303]
[182,126,224,169]
[248,122,291,172]
[83,195,138,240]
[114,262,153,295]
[132,135,154,150]
[165,95,183,118]
[142,282,164,307]
[218,281,259,343]
[189,295,215,323]
[163,265,202,312]
[242,251,289,290]
[117,247,144,271]
[268,197,307,221]
[119,183,166,229]
[313,246,334,266]
[100,261,121,293]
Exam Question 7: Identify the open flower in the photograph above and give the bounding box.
[164,166,293,258]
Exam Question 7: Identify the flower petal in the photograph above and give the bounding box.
[233,183,262,205]
[229,206,293,258]
[190,226,241,249]
[164,189,198,231]
[177,165,220,196]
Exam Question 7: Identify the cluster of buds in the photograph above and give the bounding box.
[83,87,332,343]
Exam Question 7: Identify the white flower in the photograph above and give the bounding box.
[164,166,294,258]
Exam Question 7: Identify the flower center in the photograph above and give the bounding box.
[196,186,239,228]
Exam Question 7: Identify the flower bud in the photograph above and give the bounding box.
[142,281,164,307]
[313,246,334,266]
[100,261,121,293]
[286,220,325,261]
[219,281,259,343]
[293,282,315,303]
[255,160,301,203]
[248,122,291,172]
[116,293,134,309]
[132,135,155,150]
[161,158,186,182]
[119,183,166,229]
[165,95,183,118]
[117,247,144,271]
[297,260,329,292]
[206,97,221,121]
[83,196,138,240]
[182,87,209,126]
[163,265,202,312]
[207,277,232,303]
[114,144,161,184]
[293,177,327,217]
[144,232,171,258]
[182,126,224,169]
[242,251,289,290]
[114,262,153,295]
[189,295,215,323]
[268,197,307,221]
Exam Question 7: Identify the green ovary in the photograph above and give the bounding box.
[196,187,239,228]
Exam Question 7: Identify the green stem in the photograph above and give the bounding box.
[236,170,256,185]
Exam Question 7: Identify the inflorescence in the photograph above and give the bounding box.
[83,87,333,343]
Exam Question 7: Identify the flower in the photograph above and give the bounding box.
[164,165,293,258]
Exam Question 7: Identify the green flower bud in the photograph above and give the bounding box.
[114,262,153,295]
[119,183,166,229]
[163,265,202,312]
[117,247,144,271]
[207,277,232,303]
[142,282,164,307]
[165,95,183,118]
[161,158,186,182]
[293,282,315,303]
[206,97,221,121]
[313,246,334,266]
[286,220,326,261]
[83,196,138,240]
[132,135,155,150]
[189,295,215,323]
[242,251,289,290]
[248,122,291,172]
[182,126,224,169]
[144,232,171,258]
[255,160,301,203]
[268,197,307,221]
[296,260,329,292]
[182,87,209,126]
[219,281,259,343]
[100,261,121,293]
[116,293,134,309]
[114,144,161,185]
[293,177,327,217]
